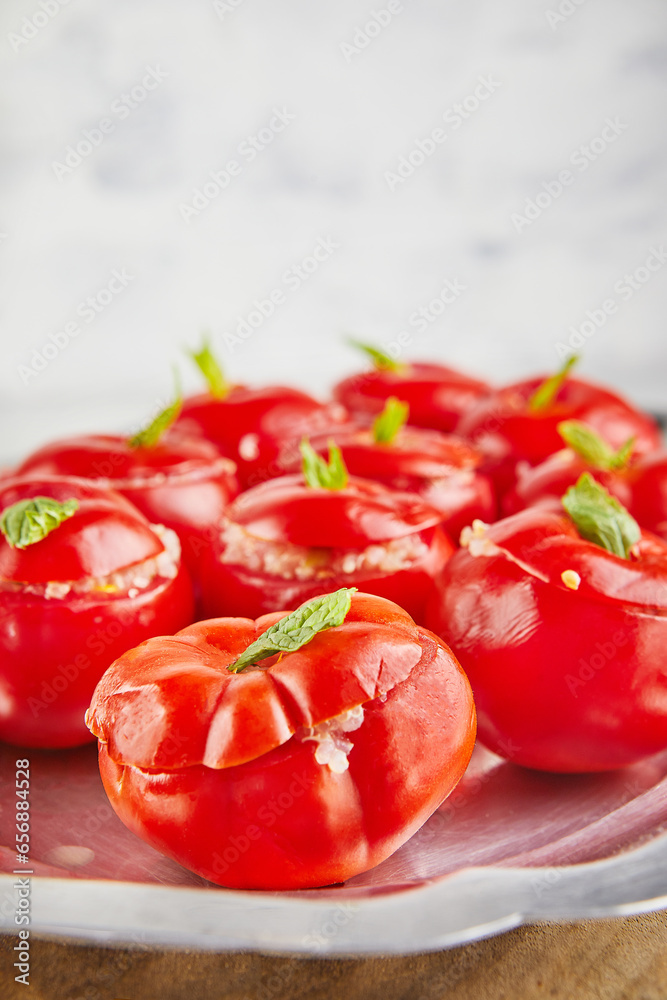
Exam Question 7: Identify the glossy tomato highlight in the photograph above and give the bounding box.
[0,476,194,748]
[86,590,476,889]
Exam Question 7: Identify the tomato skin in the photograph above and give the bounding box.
[176,386,351,489]
[198,475,452,624]
[457,376,661,499]
[90,593,476,889]
[0,566,193,748]
[279,428,496,543]
[0,476,195,748]
[333,363,490,433]
[16,433,239,583]
[425,508,667,772]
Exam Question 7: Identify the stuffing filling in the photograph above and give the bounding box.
[1,524,180,599]
[219,519,429,580]
[299,705,365,773]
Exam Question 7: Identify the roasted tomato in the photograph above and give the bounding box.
[16,421,238,584]
[0,476,194,748]
[426,474,667,772]
[175,339,350,489]
[457,357,661,499]
[86,589,476,889]
[332,341,491,433]
[503,420,636,516]
[199,441,452,625]
[279,397,495,542]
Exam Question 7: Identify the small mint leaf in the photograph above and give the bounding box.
[129,371,182,449]
[562,472,640,560]
[0,497,79,549]
[528,355,578,412]
[228,588,357,672]
[347,338,405,372]
[188,336,229,399]
[373,396,409,444]
[300,438,348,490]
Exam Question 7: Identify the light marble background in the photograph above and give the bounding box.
[0,0,665,463]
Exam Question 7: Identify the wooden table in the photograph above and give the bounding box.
[2,912,667,999]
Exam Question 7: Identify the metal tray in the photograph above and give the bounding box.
[2,740,667,954]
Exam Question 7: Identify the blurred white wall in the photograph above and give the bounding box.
[0,0,666,461]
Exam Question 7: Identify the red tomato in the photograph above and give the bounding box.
[199,474,453,624]
[0,476,194,748]
[334,362,490,433]
[176,385,351,489]
[457,375,660,498]
[86,591,476,889]
[280,425,495,543]
[16,432,238,583]
[425,507,667,772]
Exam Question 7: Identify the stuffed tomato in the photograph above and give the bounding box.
[16,430,238,582]
[333,341,490,433]
[280,397,495,541]
[0,476,194,748]
[176,339,350,488]
[503,420,636,516]
[426,474,667,772]
[504,420,667,543]
[457,357,661,498]
[199,442,452,624]
[86,589,476,889]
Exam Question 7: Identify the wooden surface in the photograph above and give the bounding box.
[2,912,667,1000]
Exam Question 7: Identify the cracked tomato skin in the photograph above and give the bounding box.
[87,592,476,889]
[16,431,239,584]
[278,426,496,543]
[457,376,661,499]
[175,385,351,489]
[425,506,667,772]
[0,476,194,748]
[199,474,453,625]
[333,362,491,433]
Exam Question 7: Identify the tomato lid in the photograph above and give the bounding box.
[469,506,667,611]
[16,431,228,483]
[0,476,166,583]
[226,474,442,547]
[291,427,482,482]
[177,385,329,447]
[86,592,426,769]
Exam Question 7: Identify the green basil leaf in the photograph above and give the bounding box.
[300,438,348,490]
[347,338,404,372]
[562,472,640,559]
[0,497,79,549]
[373,396,409,444]
[228,587,357,673]
[188,335,229,399]
[528,355,578,412]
